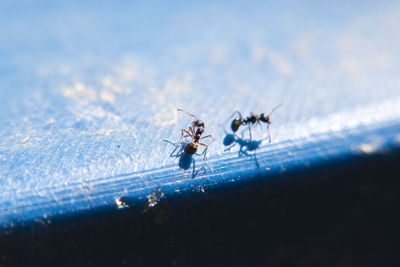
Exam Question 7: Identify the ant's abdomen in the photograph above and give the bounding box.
[231,119,241,132]
[184,141,198,155]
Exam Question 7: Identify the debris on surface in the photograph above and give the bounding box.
[115,196,129,209]
[146,188,165,208]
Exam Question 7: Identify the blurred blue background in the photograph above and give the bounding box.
[1,0,400,228]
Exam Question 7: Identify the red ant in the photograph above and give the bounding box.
[229,103,283,143]
[176,109,212,163]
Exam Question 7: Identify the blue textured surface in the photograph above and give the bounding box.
[1,0,400,228]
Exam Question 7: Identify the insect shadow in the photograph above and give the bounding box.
[223,131,263,168]
[163,140,206,178]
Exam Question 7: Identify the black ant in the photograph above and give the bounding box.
[176,109,212,163]
[229,103,283,143]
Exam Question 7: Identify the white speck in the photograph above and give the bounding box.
[147,188,165,208]
[352,136,384,154]
[115,197,129,209]
[357,143,380,154]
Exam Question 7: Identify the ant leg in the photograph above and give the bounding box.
[182,129,193,139]
[176,129,193,144]
[248,125,253,141]
[226,111,243,124]
[257,120,263,130]
[198,143,209,165]
[258,120,269,141]
[228,111,242,120]
[188,126,195,140]
[199,134,213,140]
[267,124,272,143]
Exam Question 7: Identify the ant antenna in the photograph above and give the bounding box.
[265,102,283,143]
[226,110,242,123]
[177,108,199,120]
[268,102,284,116]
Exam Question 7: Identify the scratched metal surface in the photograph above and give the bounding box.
[1,0,400,228]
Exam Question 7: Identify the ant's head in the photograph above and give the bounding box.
[231,118,242,132]
[259,113,271,124]
[260,103,284,125]
[193,120,204,128]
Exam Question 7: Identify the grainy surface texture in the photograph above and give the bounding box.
[1,0,400,233]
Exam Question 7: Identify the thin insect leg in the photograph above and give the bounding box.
[267,124,271,143]
[176,129,193,144]
[176,129,192,144]
[248,124,253,141]
[188,126,194,135]
[257,121,271,143]
[226,110,243,123]
[199,134,212,140]
[198,143,208,156]
[255,120,263,135]
[198,143,209,165]
[257,120,263,130]
[185,129,193,137]
[178,108,199,120]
